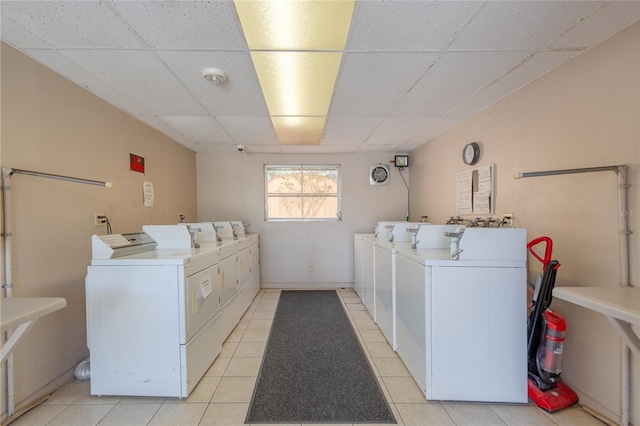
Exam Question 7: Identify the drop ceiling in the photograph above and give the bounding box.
[2,1,639,154]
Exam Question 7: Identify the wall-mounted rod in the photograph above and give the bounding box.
[515,164,632,425]
[3,168,115,188]
[514,164,629,285]
[1,167,113,419]
[513,165,620,179]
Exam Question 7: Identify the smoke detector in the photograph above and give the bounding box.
[202,68,227,84]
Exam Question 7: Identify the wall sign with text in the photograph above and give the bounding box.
[130,153,145,173]
[456,164,494,215]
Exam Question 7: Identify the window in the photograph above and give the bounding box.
[265,165,341,221]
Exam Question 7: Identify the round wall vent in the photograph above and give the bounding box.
[370,164,390,186]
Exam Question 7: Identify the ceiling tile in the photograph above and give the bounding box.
[241,145,283,154]
[199,144,282,154]
[272,145,321,153]
[449,50,580,118]
[1,1,145,48]
[450,1,601,50]
[330,52,440,117]
[216,117,278,146]
[356,145,398,153]
[322,117,383,146]
[110,1,247,50]
[406,117,466,145]
[1,14,50,48]
[551,1,640,49]
[59,49,206,116]
[157,50,268,116]
[137,116,204,153]
[158,116,233,145]
[347,1,481,51]
[3,0,638,155]
[21,49,152,116]
[390,50,533,117]
[395,144,423,153]
[366,117,438,145]
[317,145,359,153]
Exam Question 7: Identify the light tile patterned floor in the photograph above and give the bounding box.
[9,289,605,426]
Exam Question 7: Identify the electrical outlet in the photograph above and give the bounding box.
[94,213,107,227]
[502,213,514,228]
[307,263,314,271]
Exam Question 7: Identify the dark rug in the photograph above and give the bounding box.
[246,290,396,424]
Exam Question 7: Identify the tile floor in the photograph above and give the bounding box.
[9,289,605,426]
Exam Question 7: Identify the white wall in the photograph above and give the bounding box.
[408,23,640,424]
[197,152,409,287]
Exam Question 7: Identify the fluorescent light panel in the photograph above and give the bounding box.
[235,0,355,146]
[235,1,355,51]
[251,51,342,117]
[272,116,327,145]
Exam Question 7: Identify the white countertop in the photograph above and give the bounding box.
[1,297,67,332]
[553,286,640,325]
[553,285,640,416]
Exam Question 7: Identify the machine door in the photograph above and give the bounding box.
[374,244,395,349]
[362,239,375,319]
[238,246,251,285]
[219,253,239,305]
[185,264,220,340]
[250,242,260,273]
[430,266,527,402]
[395,254,428,394]
[353,236,363,300]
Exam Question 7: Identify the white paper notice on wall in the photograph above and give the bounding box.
[143,181,154,207]
[199,277,212,299]
[456,172,473,214]
[473,192,491,214]
[456,164,494,215]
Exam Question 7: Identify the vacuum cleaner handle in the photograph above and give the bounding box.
[527,260,561,363]
[527,236,554,269]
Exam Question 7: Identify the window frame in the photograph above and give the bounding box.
[264,164,342,222]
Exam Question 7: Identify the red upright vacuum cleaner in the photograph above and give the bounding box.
[527,237,579,412]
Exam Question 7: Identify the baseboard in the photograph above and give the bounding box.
[582,406,617,426]
[568,382,620,426]
[2,366,77,424]
[261,282,354,290]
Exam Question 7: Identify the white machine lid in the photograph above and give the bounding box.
[402,253,525,267]
[90,241,225,266]
[382,240,526,267]
[91,233,157,260]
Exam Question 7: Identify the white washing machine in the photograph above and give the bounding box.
[395,228,528,403]
[86,225,241,398]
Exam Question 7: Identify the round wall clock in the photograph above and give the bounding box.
[462,142,480,165]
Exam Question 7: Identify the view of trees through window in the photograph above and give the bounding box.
[265,165,340,220]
